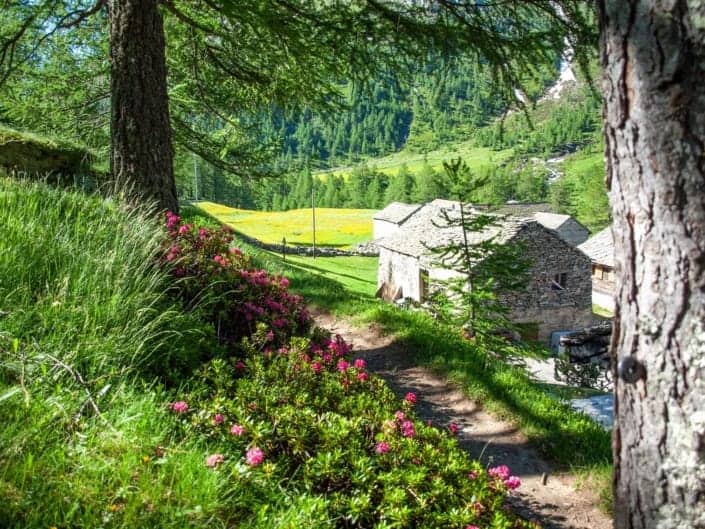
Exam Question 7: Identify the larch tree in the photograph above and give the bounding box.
[598,1,705,527]
[0,1,592,212]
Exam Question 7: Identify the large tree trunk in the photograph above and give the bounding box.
[108,0,177,213]
[598,1,705,527]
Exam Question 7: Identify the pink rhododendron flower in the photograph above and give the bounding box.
[357,372,369,382]
[404,392,417,404]
[171,401,188,414]
[230,424,245,436]
[449,422,460,434]
[505,476,521,490]
[206,453,224,468]
[353,358,366,369]
[213,413,224,425]
[375,441,390,454]
[401,420,415,438]
[246,447,264,466]
[488,465,511,480]
[337,359,350,372]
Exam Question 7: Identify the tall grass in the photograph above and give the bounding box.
[0,179,209,377]
[0,180,222,528]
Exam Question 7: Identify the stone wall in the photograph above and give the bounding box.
[231,227,379,257]
[378,248,422,300]
[502,224,594,341]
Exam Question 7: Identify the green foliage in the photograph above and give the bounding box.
[425,160,531,344]
[551,141,610,232]
[170,332,531,528]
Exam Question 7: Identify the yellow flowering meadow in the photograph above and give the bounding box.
[196,202,375,248]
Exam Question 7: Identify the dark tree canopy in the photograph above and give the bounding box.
[0,0,596,210]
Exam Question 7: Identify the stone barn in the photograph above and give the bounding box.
[376,202,594,342]
[578,227,615,312]
[372,202,421,240]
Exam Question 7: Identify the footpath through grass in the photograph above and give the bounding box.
[187,205,614,511]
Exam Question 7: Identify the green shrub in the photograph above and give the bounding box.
[168,331,534,529]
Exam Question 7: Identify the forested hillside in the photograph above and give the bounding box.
[0,26,607,231]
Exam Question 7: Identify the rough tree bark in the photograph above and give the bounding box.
[108,0,177,213]
[598,1,705,527]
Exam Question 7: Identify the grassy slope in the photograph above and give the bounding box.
[0,180,224,528]
[197,201,375,248]
[316,143,514,180]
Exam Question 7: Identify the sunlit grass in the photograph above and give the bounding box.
[196,201,375,248]
[316,142,515,180]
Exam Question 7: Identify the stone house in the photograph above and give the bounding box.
[372,202,422,239]
[577,227,615,312]
[376,201,594,342]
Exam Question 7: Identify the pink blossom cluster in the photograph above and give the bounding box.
[488,465,521,490]
[161,214,310,348]
[246,447,264,466]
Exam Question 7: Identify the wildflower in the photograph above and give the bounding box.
[472,501,484,515]
[401,420,415,438]
[353,358,366,369]
[213,413,224,425]
[171,401,188,414]
[337,359,350,372]
[311,361,322,374]
[465,525,480,529]
[246,447,264,466]
[504,476,522,490]
[404,392,417,405]
[235,360,246,370]
[468,470,478,480]
[229,246,242,255]
[205,453,224,468]
[178,224,191,235]
[230,424,245,436]
[394,410,405,422]
[265,330,275,342]
[279,277,290,288]
[488,465,511,481]
[375,441,390,454]
[322,353,333,363]
[449,422,460,435]
[357,372,369,382]
[198,227,208,240]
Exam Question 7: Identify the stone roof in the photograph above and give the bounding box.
[377,203,530,259]
[578,227,614,268]
[373,202,422,224]
[495,202,556,216]
[532,211,572,230]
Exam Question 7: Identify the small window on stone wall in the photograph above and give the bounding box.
[552,272,567,290]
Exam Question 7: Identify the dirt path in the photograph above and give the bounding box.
[314,311,612,529]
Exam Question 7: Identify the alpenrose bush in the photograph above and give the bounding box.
[169,332,533,529]
[162,212,311,347]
